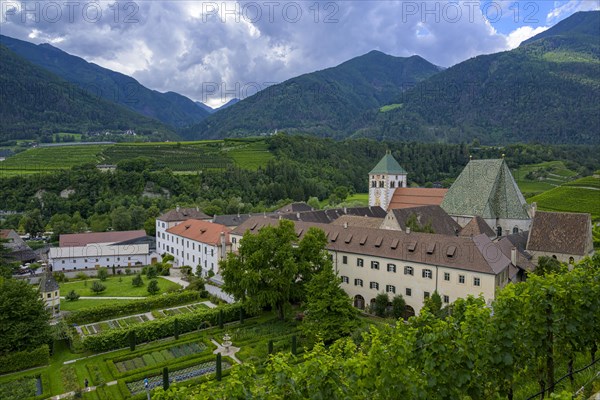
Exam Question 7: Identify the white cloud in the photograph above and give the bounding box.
[506,25,549,48]
[547,0,600,23]
[0,1,595,107]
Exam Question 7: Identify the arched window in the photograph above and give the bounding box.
[354,295,365,310]
[496,226,502,237]
[513,226,519,234]
[569,257,575,264]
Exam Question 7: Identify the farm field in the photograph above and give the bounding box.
[102,142,232,171]
[59,276,181,297]
[529,186,600,221]
[0,145,108,176]
[0,138,275,175]
[225,138,274,170]
[512,161,578,196]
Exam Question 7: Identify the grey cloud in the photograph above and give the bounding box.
[0,1,531,106]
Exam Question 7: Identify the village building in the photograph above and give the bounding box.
[156,207,211,253]
[0,229,36,263]
[49,230,158,271]
[39,272,60,315]
[231,217,517,315]
[380,205,462,235]
[161,219,231,278]
[526,211,594,264]
[440,159,532,236]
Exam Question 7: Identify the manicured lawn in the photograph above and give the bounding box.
[61,298,142,311]
[59,276,181,297]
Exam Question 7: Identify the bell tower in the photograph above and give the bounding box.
[368,150,407,210]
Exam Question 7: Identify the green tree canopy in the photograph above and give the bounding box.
[220,220,329,320]
[301,262,358,343]
[0,279,51,354]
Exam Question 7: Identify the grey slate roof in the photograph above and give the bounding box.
[275,206,387,224]
[389,205,461,235]
[231,217,512,275]
[526,211,593,255]
[212,213,266,228]
[369,151,407,175]
[441,159,530,220]
[157,208,211,222]
[39,273,59,293]
[275,202,314,213]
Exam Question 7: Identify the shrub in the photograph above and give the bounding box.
[131,274,144,287]
[0,345,50,374]
[147,280,160,295]
[90,281,106,294]
[60,365,79,393]
[65,290,80,301]
[65,292,201,324]
[97,268,109,281]
[82,303,248,352]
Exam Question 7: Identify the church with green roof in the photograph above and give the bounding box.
[368,151,408,210]
[441,159,532,236]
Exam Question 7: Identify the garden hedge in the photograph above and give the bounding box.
[65,291,202,324]
[0,345,50,374]
[83,303,248,352]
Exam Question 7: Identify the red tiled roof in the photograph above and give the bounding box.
[167,219,230,245]
[388,188,448,210]
[460,216,496,238]
[59,230,147,247]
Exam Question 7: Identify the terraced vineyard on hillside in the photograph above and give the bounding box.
[0,138,273,176]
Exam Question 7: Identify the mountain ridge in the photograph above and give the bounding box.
[184,51,442,139]
[0,35,211,129]
[0,45,174,141]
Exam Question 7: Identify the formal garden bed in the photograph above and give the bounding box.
[151,302,210,318]
[80,314,150,336]
[0,375,42,400]
[114,342,208,374]
[126,360,231,395]
[0,311,306,400]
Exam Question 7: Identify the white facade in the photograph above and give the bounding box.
[369,173,407,210]
[157,231,226,276]
[331,251,504,315]
[49,244,155,272]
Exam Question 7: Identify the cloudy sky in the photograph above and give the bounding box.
[1,0,598,107]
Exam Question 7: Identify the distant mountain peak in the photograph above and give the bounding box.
[522,10,599,45]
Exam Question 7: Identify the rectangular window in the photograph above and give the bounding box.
[62,260,65,264]
[424,291,430,299]
[404,266,413,275]
[443,295,450,303]
[444,272,450,281]
[370,281,379,290]
[357,258,364,267]
[84,259,87,262]
[405,288,412,296]
[342,255,348,264]
[371,261,379,270]
[387,264,396,273]
[341,276,349,284]
[204,247,207,254]
[422,269,432,279]
[474,277,481,286]
[128,257,131,260]
[72,260,76,263]
[106,258,109,261]
[47,293,51,298]
[354,278,363,287]
[386,285,396,294]
[459,275,465,284]
[211,249,214,257]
